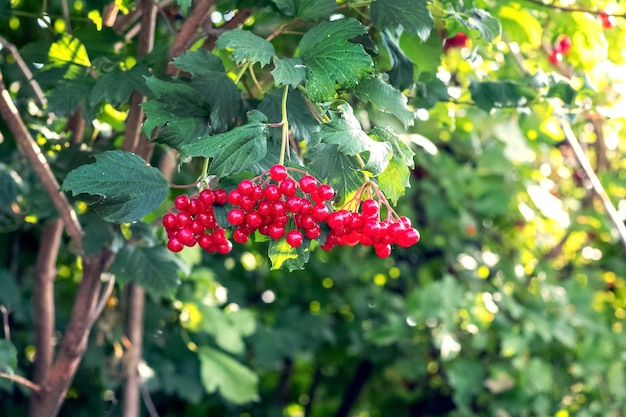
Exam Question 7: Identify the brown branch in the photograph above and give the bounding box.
[556,114,626,252]
[0,305,10,341]
[33,219,63,388]
[521,0,626,18]
[140,379,160,417]
[0,372,41,392]
[89,273,116,328]
[167,0,214,75]
[122,285,146,417]
[200,8,253,50]
[0,73,84,254]
[0,36,47,108]
[29,250,115,417]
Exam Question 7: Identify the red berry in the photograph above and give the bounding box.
[554,34,572,55]
[548,50,563,65]
[270,164,288,181]
[443,32,469,51]
[264,184,281,201]
[167,238,184,252]
[311,204,329,221]
[286,230,304,248]
[305,224,321,239]
[299,175,317,193]
[268,224,285,239]
[361,199,379,218]
[177,228,195,245]
[257,201,272,216]
[317,184,335,201]
[286,196,304,213]
[245,212,263,229]
[174,195,190,211]
[233,229,249,244]
[296,214,316,229]
[279,179,297,197]
[199,190,215,206]
[374,243,392,258]
[271,201,287,217]
[176,212,192,228]
[599,11,615,29]
[228,190,242,206]
[162,213,177,229]
[327,211,348,229]
[213,189,227,205]
[216,240,233,254]
[198,234,213,250]
[397,228,420,247]
[227,208,245,225]
[240,196,256,211]
[237,179,255,196]
[191,220,205,235]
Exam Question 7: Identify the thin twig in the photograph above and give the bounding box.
[521,0,626,17]
[0,36,47,108]
[140,379,160,417]
[556,114,626,252]
[60,0,72,34]
[89,273,116,328]
[0,372,41,392]
[0,305,10,341]
[0,73,84,254]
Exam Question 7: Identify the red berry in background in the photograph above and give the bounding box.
[554,34,572,55]
[443,31,470,52]
[286,230,304,248]
[548,50,563,65]
[269,164,288,181]
[599,11,616,29]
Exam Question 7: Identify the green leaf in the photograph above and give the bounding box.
[497,6,542,48]
[0,339,17,373]
[110,245,181,299]
[305,142,362,203]
[216,29,276,68]
[369,127,414,204]
[89,64,150,107]
[452,9,502,42]
[258,88,320,142]
[198,346,259,404]
[188,305,256,354]
[0,269,20,309]
[414,72,450,109]
[271,58,307,88]
[268,238,311,271]
[355,76,415,127]
[81,212,116,255]
[314,105,391,176]
[469,79,537,112]
[48,34,91,67]
[300,18,373,102]
[546,75,577,105]
[142,77,212,149]
[46,76,95,116]
[380,29,415,91]
[371,0,434,42]
[177,0,191,15]
[172,49,242,132]
[180,111,269,178]
[60,151,169,223]
[0,0,11,19]
[271,0,336,21]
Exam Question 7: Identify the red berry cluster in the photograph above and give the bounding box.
[162,189,232,254]
[226,164,335,248]
[442,31,470,52]
[599,11,616,29]
[163,165,420,259]
[549,34,572,65]
[320,183,420,258]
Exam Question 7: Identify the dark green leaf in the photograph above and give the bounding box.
[314,105,391,176]
[355,76,415,127]
[0,339,17,373]
[46,76,95,116]
[142,77,212,149]
[89,64,151,107]
[271,0,336,21]
[271,57,307,88]
[81,212,116,255]
[369,127,414,204]
[300,18,373,102]
[452,9,501,42]
[305,142,362,203]
[180,111,269,178]
[60,151,169,223]
[0,0,11,19]
[188,305,256,354]
[381,29,415,91]
[258,88,320,142]
[414,72,450,109]
[469,79,537,112]
[546,76,577,105]
[110,245,181,300]
[0,269,20,308]
[371,0,434,42]
[172,49,242,132]
[177,0,192,15]
[268,238,311,271]
[198,346,259,404]
[216,29,276,67]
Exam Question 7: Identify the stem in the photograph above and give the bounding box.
[0,373,40,392]
[521,0,626,17]
[354,154,370,183]
[279,85,289,165]
[233,61,250,85]
[0,36,47,108]
[0,305,10,341]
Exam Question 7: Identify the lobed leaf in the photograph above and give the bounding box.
[268,239,311,271]
[369,127,415,204]
[305,142,362,204]
[371,0,434,42]
[469,79,537,111]
[59,151,169,223]
[216,29,276,67]
[381,29,415,91]
[198,346,259,404]
[355,76,415,127]
[271,57,307,88]
[271,0,336,21]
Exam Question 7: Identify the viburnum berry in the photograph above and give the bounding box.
[549,50,563,65]
[270,164,288,181]
[299,175,317,193]
[286,230,304,248]
[599,11,615,29]
[554,34,572,55]
[227,208,245,225]
[174,195,190,211]
[167,238,184,252]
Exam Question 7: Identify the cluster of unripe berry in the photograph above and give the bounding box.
[162,165,420,258]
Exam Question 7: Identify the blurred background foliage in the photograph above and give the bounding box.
[1,0,626,416]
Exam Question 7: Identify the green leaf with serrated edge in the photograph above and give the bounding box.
[110,245,181,300]
[268,238,311,271]
[271,57,307,88]
[180,111,269,178]
[414,73,450,109]
[46,76,95,116]
[49,34,91,67]
[188,305,256,354]
[452,9,501,42]
[0,339,17,372]
[258,88,320,142]
[300,18,373,103]
[381,29,415,91]
[216,29,276,68]
[371,128,414,205]
[142,77,212,149]
[89,64,150,107]
[172,50,241,132]
[469,79,537,111]
[305,142,362,203]
[314,105,391,176]
[371,0,434,42]
[60,151,169,223]
[355,76,415,127]
[177,0,191,15]
[198,346,259,404]
[271,0,336,21]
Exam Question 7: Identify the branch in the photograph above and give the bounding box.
[200,8,253,50]
[0,305,10,341]
[167,0,214,75]
[556,114,626,252]
[332,360,374,417]
[89,273,116,328]
[33,219,63,387]
[0,74,84,254]
[0,372,40,392]
[140,378,160,417]
[0,36,46,108]
[122,285,146,417]
[521,0,626,18]
[304,367,322,417]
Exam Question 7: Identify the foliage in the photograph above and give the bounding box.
[1,0,626,417]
